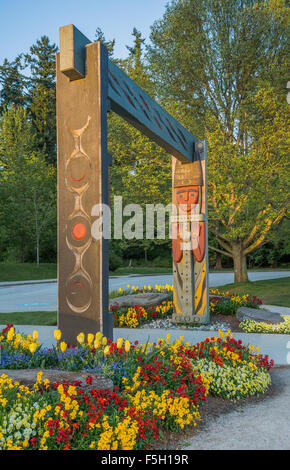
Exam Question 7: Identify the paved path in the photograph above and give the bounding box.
[183,367,290,450]
[0,271,289,313]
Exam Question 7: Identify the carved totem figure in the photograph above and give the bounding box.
[172,143,209,324]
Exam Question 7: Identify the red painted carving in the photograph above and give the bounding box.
[72,223,87,241]
[173,185,205,263]
[192,221,205,262]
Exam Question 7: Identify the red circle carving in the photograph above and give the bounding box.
[72,223,86,241]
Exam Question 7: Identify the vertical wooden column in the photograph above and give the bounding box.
[172,141,209,324]
[56,29,112,344]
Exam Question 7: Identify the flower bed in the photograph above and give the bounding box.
[0,325,274,450]
[109,284,173,328]
[109,285,264,329]
[240,315,290,334]
[110,301,173,328]
[209,288,263,316]
[186,332,273,399]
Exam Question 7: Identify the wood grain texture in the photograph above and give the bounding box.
[172,141,209,324]
[56,42,112,344]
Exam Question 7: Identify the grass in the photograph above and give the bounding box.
[0,311,57,326]
[0,263,289,282]
[213,276,290,308]
[0,263,57,282]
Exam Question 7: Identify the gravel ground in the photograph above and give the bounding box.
[139,314,241,332]
[178,366,290,450]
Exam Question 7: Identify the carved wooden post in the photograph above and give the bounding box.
[56,25,112,344]
[172,141,209,324]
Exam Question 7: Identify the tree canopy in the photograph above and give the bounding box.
[147,0,290,281]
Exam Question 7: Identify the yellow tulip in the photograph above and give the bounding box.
[60,341,67,353]
[94,339,101,349]
[87,334,94,345]
[95,332,102,341]
[102,336,107,346]
[117,337,123,349]
[124,340,131,353]
[7,327,15,341]
[77,332,85,345]
[54,329,62,341]
[29,343,37,354]
[32,330,38,341]
[104,346,110,355]
[14,333,21,345]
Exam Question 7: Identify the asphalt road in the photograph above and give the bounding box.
[0,271,289,313]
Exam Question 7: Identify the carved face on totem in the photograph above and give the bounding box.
[175,185,199,213]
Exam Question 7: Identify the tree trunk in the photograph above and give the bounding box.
[36,234,40,267]
[215,252,222,270]
[232,243,248,283]
[20,238,24,264]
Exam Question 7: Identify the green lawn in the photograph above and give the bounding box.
[0,263,289,282]
[0,311,57,326]
[0,263,57,282]
[213,276,290,308]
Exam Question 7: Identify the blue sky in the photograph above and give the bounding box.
[0,0,169,63]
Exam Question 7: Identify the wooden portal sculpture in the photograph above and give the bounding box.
[57,24,209,343]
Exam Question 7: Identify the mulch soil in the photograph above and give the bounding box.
[210,313,280,333]
[210,314,244,332]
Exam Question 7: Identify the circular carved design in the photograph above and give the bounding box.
[67,216,91,248]
[66,272,92,313]
[66,152,91,191]
[72,223,87,241]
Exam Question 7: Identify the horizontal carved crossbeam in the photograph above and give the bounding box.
[59,24,196,163]
[108,61,195,162]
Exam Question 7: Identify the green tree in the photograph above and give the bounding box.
[109,28,171,206]
[0,106,56,264]
[107,29,172,263]
[148,0,290,281]
[0,55,28,114]
[95,28,116,58]
[25,36,58,165]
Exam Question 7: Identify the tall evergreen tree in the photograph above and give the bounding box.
[95,28,116,58]
[0,55,28,114]
[25,36,58,165]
